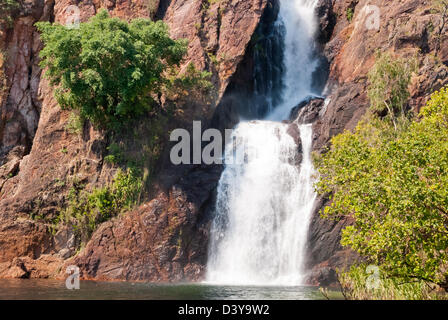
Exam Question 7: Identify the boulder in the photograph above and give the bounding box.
[290,96,325,124]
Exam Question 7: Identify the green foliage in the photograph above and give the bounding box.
[104,142,125,165]
[432,0,448,52]
[166,62,214,102]
[367,51,417,129]
[316,87,448,290]
[59,168,143,242]
[338,265,447,300]
[346,8,354,22]
[0,0,19,28]
[66,112,85,134]
[36,10,188,128]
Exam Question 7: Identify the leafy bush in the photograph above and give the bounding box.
[316,87,448,291]
[367,52,417,129]
[166,62,214,102]
[59,168,143,242]
[346,8,354,22]
[36,10,188,128]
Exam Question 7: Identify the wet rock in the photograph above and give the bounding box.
[290,96,325,124]
[307,266,338,287]
[311,82,368,152]
[286,123,303,166]
[315,0,336,44]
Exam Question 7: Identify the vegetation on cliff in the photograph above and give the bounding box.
[367,52,417,130]
[338,264,447,300]
[316,52,448,294]
[58,168,142,243]
[34,10,214,245]
[36,9,188,128]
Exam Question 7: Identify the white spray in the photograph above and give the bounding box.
[206,0,320,286]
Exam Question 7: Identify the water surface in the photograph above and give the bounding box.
[0,279,341,300]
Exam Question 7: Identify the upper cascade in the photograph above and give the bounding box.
[267,0,320,121]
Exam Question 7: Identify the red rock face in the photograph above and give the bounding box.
[163,0,270,98]
[0,0,49,183]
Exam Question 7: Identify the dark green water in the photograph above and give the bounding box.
[0,279,342,300]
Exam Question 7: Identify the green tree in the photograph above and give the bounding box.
[36,9,188,127]
[316,87,448,291]
[367,51,416,131]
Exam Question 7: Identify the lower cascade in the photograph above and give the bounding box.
[206,123,316,285]
[206,0,320,286]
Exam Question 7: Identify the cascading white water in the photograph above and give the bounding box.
[207,123,316,285]
[268,0,320,121]
[206,0,320,286]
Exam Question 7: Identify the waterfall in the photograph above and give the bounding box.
[268,0,319,121]
[206,0,320,286]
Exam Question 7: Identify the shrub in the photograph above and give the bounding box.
[166,62,214,102]
[0,0,19,28]
[346,8,354,22]
[367,51,417,130]
[316,87,448,291]
[59,168,143,242]
[36,10,188,128]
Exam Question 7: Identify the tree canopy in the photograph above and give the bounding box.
[36,9,188,127]
[316,87,448,290]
